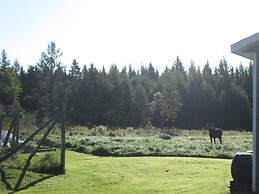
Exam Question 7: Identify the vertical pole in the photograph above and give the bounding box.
[60,103,66,173]
[0,119,2,141]
[15,113,20,145]
[14,113,19,145]
[11,117,16,147]
[253,51,259,192]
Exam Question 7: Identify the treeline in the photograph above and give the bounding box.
[0,42,253,130]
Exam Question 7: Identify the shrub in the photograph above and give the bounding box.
[42,137,57,147]
[159,133,172,140]
[92,146,111,156]
[21,143,35,153]
[108,131,116,137]
[31,152,63,174]
[73,145,88,153]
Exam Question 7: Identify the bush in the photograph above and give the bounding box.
[73,145,90,153]
[2,151,64,174]
[108,131,116,137]
[66,141,78,148]
[31,152,63,174]
[92,146,111,156]
[159,133,172,140]
[42,137,59,147]
[21,143,35,153]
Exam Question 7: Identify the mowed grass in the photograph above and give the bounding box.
[1,150,231,194]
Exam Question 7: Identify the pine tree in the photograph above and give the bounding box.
[0,49,10,71]
[148,62,158,81]
[159,71,182,127]
[36,42,64,121]
[19,66,40,111]
[12,58,21,75]
[118,75,134,126]
[132,84,151,127]
[151,92,163,128]
[69,58,81,79]
[172,56,186,77]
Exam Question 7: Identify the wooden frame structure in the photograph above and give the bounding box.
[0,103,66,190]
[0,111,20,148]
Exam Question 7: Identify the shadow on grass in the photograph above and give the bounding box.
[8,175,54,194]
[0,167,11,190]
[0,167,56,193]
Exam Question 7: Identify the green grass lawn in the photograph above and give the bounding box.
[1,150,232,194]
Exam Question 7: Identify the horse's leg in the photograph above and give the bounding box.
[210,137,212,143]
[219,137,222,144]
[214,138,216,144]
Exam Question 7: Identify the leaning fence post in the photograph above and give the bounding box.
[60,103,66,173]
[3,119,14,148]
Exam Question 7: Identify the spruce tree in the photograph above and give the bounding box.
[0,49,10,71]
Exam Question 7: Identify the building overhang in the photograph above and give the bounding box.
[231,32,259,60]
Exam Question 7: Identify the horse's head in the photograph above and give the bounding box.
[207,124,214,131]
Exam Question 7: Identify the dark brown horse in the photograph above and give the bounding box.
[209,127,222,144]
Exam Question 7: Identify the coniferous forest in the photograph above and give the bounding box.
[0,42,253,130]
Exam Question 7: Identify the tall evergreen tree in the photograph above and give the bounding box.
[151,92,163,128]
[36,42,64,122]
[69,58,81,79]
[132,84,151,127]
[159,71,182,127]
[148,62,158,81]
[20,66,40,111]
[172,56,186,77]
[12,58,21,75]
[0,49,10,71]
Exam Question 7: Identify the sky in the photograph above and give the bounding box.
[0,0,259,73]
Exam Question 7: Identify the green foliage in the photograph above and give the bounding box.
[160,72,182,127]
[32,152,61,174]
[0,63,21,124]
[60,127,252,158]
[69,58,81,79]
[159,133,172,140]
[92,146,111,156]
[34,41,66,122]
[0,49,10,71]
[2,151,62,175]
[0,69,21,106]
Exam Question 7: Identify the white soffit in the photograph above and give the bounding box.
[231,32,259,60]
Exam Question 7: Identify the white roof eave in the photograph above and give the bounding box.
[231,32,259,60]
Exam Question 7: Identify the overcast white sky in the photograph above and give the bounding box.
[0,0,258,72]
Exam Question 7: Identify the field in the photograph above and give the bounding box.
[1,151,231,194]
[0,127,253,193]
[48,126,252,159]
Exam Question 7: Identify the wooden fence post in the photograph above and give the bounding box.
[3,119,14,148]
[60,103,66,173]
[0,119,2,142]
[11,113,19,147]
[15,113,19,145]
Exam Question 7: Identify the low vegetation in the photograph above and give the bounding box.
[1,151,62,174]
[39,126,252,159]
